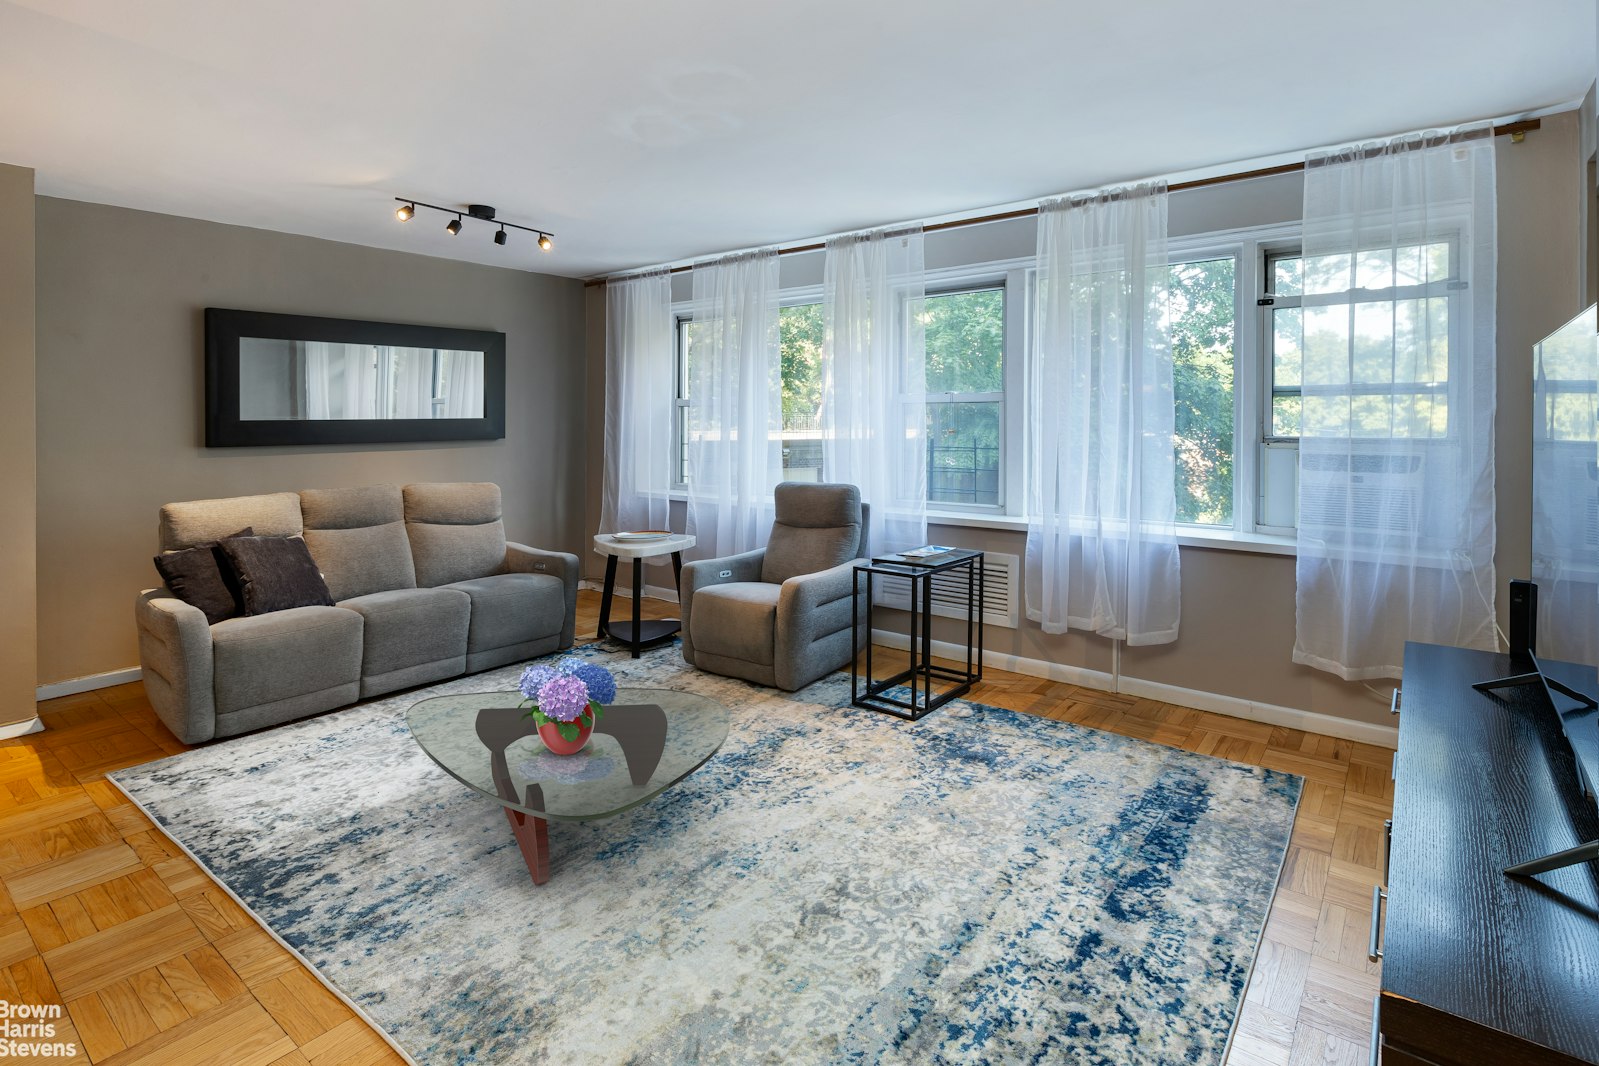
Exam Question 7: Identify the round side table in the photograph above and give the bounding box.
[591,533,696,658]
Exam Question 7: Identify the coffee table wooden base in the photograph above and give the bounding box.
[505,807,551,885]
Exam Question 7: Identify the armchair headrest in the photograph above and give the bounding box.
[773,483,861,529]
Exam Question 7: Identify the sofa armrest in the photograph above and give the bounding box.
[505,542,581,649]
[134,589,217,744]
[679,549,766,665]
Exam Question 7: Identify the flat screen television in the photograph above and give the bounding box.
[1478,303,1599,875]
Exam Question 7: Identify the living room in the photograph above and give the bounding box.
[2,3,1598,1065]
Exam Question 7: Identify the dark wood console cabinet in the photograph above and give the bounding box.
[1380,642,1599,1065]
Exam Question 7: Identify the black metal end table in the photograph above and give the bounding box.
[851,548,984,720]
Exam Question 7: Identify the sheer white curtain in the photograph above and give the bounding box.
[1025,183,1181,645]
[441,350,485,418]
[686,249,782,558]
[600,270,675,538]
[821,226,927,555]
[303,342,378,420]
[389,346,433,418]
[1293,124,1498,680]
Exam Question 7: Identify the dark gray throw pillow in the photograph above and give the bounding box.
[219,535,336,616]
[153,526,254,625]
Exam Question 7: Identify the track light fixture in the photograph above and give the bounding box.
[392,198,555,254]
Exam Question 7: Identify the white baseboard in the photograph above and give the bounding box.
[36,667,143,703]
[0,716,44,740]
[870,628,1115,690]
[869,627,1398,750]
[1116,675,1398,749]
[579,578,681,605]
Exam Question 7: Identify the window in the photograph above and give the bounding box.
[924,287,1006,507]
[779,303,825,482]
[1265,243,1455,441]
[1168,257,1238,526]
[673,302,828,486]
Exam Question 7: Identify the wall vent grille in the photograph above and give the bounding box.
[872,551,1019,629]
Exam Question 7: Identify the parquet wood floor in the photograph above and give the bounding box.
[2,589,1389,1064]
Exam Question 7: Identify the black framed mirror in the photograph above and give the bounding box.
[204,308,507,447]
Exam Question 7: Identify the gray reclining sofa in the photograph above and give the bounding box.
[135,482,578,743]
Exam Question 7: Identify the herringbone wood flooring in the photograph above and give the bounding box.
[1,589,1388,1064]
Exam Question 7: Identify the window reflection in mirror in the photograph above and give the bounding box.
[238,338,486,421]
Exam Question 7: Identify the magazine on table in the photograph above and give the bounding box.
[897,544,955,559]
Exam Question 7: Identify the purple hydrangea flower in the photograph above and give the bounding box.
[567,662,617,705]
[518,664,561,702]
[537,673,591,722]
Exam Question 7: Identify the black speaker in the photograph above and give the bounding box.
[1509,579,1537,662]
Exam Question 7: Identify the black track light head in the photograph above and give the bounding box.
[494,226,508,246]
[446,216,462,236]
[538,233,553,252]
[396,202,415,222]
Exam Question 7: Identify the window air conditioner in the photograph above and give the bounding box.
[1298,452,1424,534]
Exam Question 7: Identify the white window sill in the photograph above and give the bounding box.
[926,511,1297,557]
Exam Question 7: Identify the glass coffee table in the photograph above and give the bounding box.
[407,687,730,885]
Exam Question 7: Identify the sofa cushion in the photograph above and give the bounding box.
[761,483,863,584]
[152,525,253,624]
[220,536,336,615]
[338,588,470,677]
[160,492,302,551]
[442,573,565,654]
[301,485,418,601]
[210,606,363,716]
[405,482,507,587]
[689,582,781,666]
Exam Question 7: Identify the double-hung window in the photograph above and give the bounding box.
[1259,241,1459,535]
[924,286,1006,508]
[672,301,828,487]
[1168,254,1240,527]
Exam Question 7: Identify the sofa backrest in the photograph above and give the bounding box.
[403,482,507,587]
[761,482,866,585]
[159,492,303,551]
[300,485,418,602]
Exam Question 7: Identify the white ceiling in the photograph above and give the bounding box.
[1,0,1594,279]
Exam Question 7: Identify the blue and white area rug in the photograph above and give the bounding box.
[110,643,1300,1065]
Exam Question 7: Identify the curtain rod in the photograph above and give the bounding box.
[584,118,1539,287]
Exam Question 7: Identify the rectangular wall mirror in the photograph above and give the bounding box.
[205,308,506,446]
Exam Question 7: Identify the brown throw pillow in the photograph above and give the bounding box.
[219,536,336,616]
[152,526,254,624]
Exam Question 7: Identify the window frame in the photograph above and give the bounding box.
[921,277,1012,514]
[1255,233,1469,537]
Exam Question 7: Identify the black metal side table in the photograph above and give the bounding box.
[851,548,984,720]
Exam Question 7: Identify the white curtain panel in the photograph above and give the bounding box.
[686,249,783,558]
[1293,124,1498,681]
[599,270,675,542]
[441,349,485,419]
[389,346,434,419]
[1025,183,1181,645]
[304,341,334,420]
[303,341,378,420]
[821,225,928,556]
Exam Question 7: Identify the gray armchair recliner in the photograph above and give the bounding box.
[680,483,870,692]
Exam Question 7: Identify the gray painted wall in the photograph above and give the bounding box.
[35,198,586,685]
[581,110,1588,729]
[0,164,37,726]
